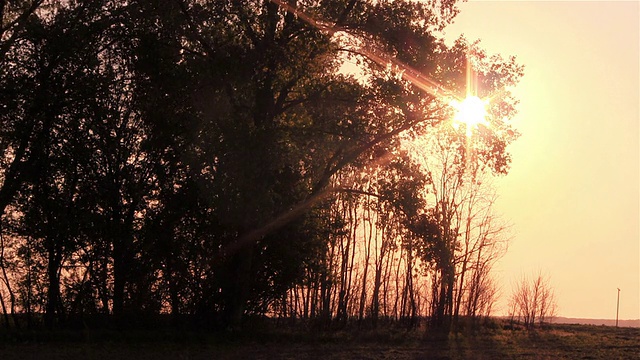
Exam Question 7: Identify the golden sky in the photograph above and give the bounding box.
[443,0,639,320]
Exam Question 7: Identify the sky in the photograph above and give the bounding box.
[442,0,639,320]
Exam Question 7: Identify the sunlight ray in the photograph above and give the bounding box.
[269,0,460,102]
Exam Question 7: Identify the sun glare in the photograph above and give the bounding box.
[450,96,489,136]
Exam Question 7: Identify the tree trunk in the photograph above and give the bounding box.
[358,205,373,323]
[44,236,63,328]
[223,244,254,329]
[112,201,136,326]
[112,243,125,321]
[0,231,13,329]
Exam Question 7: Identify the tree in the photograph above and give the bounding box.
[250,2,521,330]
[400,39,521,331]
[509,272,557,329]
[155,0,465,327]
[1,1,128,327]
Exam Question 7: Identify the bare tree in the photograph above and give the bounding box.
[509,272,557,329]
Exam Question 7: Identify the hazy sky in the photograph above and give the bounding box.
[443,1,639,320]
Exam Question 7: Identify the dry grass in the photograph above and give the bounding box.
[0,323,637,359]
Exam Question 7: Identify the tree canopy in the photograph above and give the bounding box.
[0,0,522,331]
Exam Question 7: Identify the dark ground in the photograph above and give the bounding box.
[0,323,637,359]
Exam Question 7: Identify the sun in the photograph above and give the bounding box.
[449,95,489,136]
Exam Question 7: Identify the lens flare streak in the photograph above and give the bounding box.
[269,0,461,103]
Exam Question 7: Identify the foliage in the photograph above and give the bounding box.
[0,0,522,330]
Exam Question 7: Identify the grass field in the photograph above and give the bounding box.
[0,323,637,359]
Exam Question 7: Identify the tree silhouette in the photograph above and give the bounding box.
[509,272,557,329]
[0,0,522,331]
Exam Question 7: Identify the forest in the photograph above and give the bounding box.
[0,0,526,333]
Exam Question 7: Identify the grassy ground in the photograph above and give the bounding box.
[0,323,637,359]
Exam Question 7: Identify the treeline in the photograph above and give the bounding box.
[0,0,522,332]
